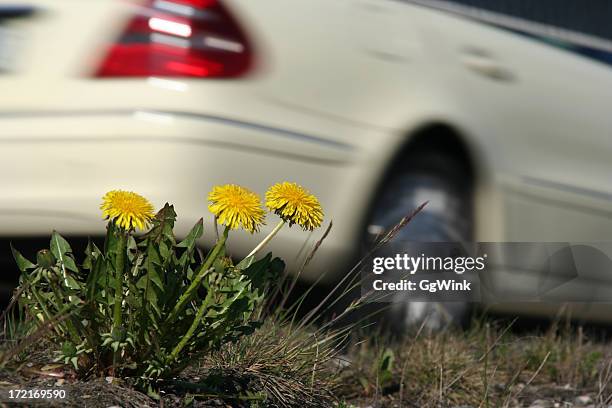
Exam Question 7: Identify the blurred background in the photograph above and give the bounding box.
[1,0,611,329]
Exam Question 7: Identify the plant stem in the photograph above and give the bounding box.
[168,293,210,362]
[169,276,246,363]
[213,215,219,240]
[49,280,80,344]
[111,231,127,373]
[112,232,127,332]
[245,220,285,260]
[166,227,229,324]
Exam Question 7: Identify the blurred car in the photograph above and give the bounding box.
[1,0,611,328]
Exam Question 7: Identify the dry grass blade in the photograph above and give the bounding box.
[0,285,27,330]
[0,312,70,368]
[596,358,612,405]
[295,202,428,333]
[506,351,551,406]
[277,221,333,313]
[376,201,429,248]
[442,317,517,396]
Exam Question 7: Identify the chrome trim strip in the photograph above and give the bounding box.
[508,188,612,220]
[522,176,612,202]
[0,135,351,166]
[0,109,355,151]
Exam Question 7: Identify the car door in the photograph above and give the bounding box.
[414,0,612,243]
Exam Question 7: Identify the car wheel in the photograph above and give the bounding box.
[365,151,473,332]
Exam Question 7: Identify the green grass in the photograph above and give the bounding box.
[336,316,612,407]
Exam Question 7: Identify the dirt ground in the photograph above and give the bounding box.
[0,367,605,408]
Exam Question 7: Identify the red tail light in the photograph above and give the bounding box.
[95,0,253,78]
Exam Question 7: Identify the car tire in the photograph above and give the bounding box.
[365,151,473,332]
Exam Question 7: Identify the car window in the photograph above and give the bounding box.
[404,0,612,63]
[442,0,612,42]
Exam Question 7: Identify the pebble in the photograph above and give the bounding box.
[332,356,352,369]
[574,395,592,406]
[530,400,554,408]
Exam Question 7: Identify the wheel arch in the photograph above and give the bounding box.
[357,119,488,245]
[387,121,481,187]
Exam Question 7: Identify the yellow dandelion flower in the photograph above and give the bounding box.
[265,182,323,231]
[101,190,155,231]
[208,184,265,233]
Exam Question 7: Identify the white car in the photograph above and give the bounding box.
[1,0,611,327]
